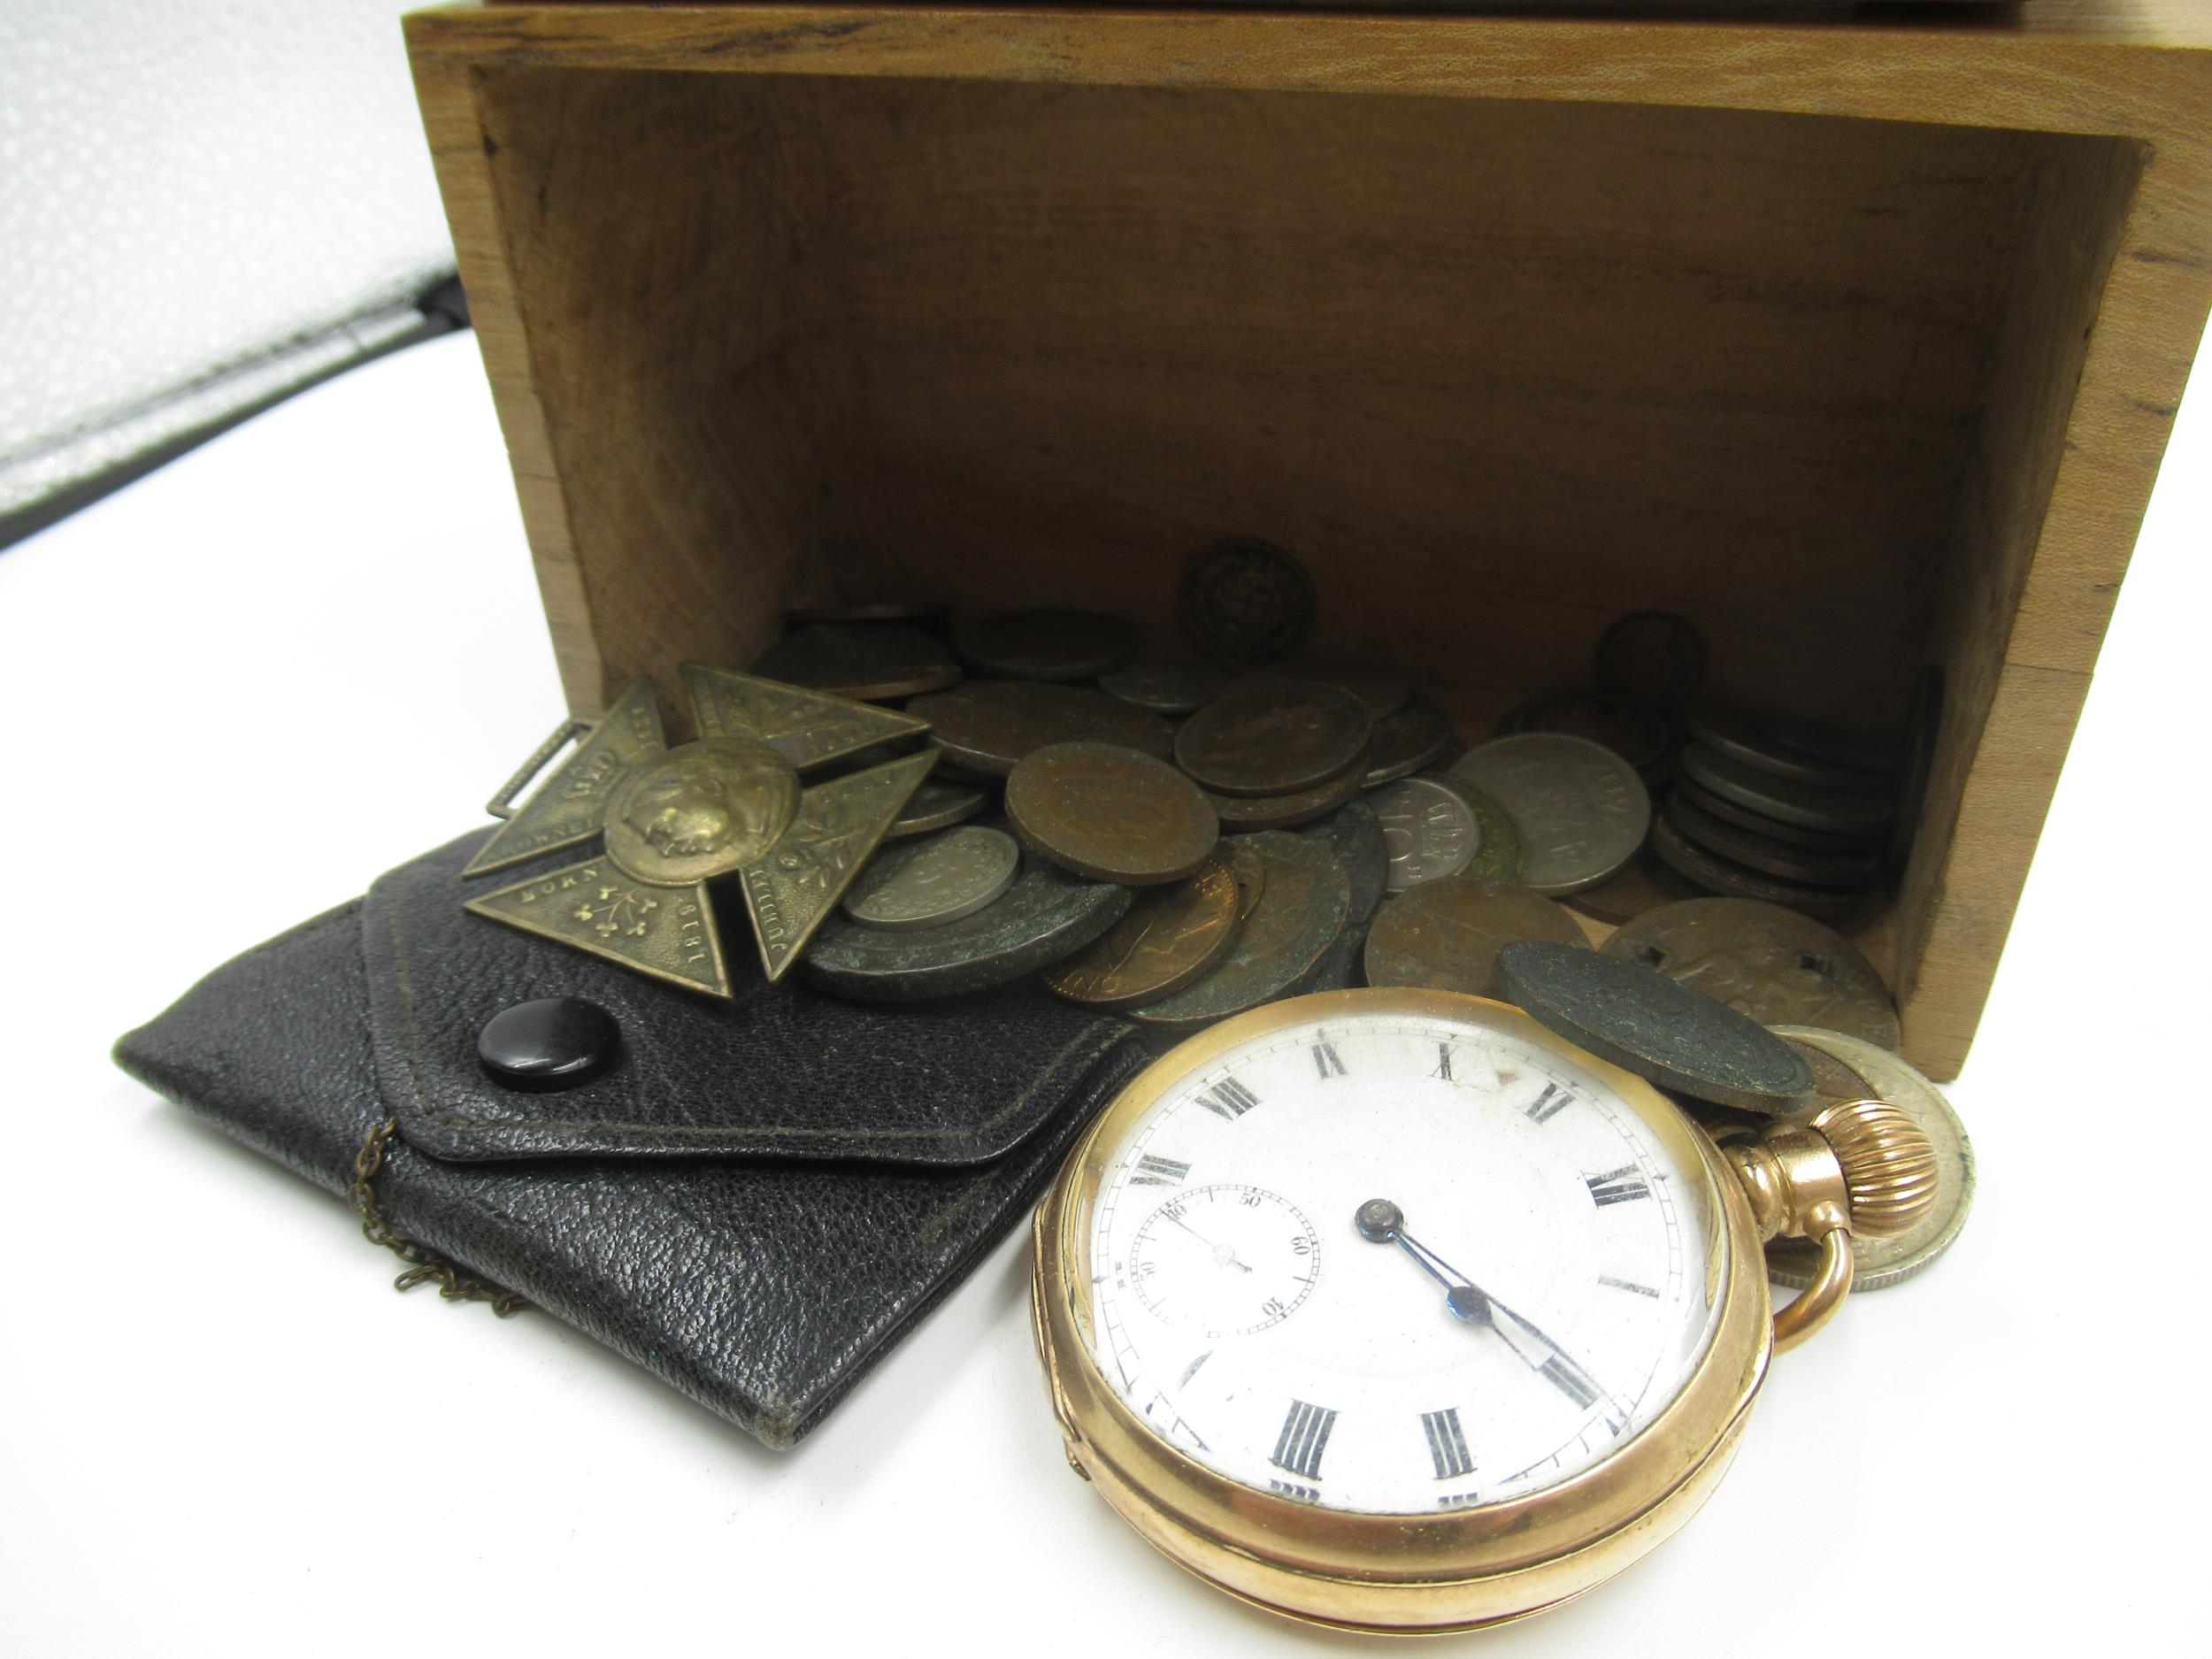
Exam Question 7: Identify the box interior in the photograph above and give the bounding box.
[471,65,2141,1012]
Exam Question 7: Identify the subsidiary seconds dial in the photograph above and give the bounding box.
[1127,1184,1322,1337]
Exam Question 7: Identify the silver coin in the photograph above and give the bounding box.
[1370,776,1479,894]
[1763,1026,1975,1293]
[887,780,988,841]
[1449,733,1650,895]
[839,825,1020,930]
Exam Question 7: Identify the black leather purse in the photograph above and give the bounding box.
[114,830,1151,1448]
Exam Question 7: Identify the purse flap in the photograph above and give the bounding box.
[363,831,1140,1165]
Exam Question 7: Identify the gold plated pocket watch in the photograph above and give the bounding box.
[1031,988,1936,1633]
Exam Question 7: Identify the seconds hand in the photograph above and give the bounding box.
[1168,1208,1253,1273]
[1354,1198,1619,1416]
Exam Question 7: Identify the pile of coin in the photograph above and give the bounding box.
[756,542,1928,1054]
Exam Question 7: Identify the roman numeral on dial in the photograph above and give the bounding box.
[1130,1154,1191,1187]
[1540,1356,1602,1411]
[1584,1165,1651,1206]
[1311,1039,1347,1079]
[1525,1082,1573,1124]
[1270,1399,1338,1481]
[1194,1076,1260,1119]
[1432,1044,1454,1081]
[1421,1408,1474,1480]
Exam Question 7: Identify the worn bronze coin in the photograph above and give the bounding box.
[1227,664,1411,722]
[840,824,1021,931]
[1207,758,1367,832]
[887,779,988,841]
[800,833,1133,1002]
[1649,815,1865,918]
[1680,742,1894,839]
[1594,611,1705,708]
[1686,705,1893,794]
[1666,790,1885,887]
[1449,733,1649,895]
[1502,692,1673,779]
[1097,654,1233,715]
[909,680,1174,778]
[1604,897,1901,1049]
[1371,775,1480,893]
[1425,772,1524,881]
[1224,836,1267,918]
[1175,680,1371,797]
[1044,859,1242,1008]
[1182,538,1317,664]
[1006,741,1220,886]
[1765,1026,1975,1292]
[953,609,1140,682]
[1672,772,1882,855]
[1562,841,1704,926]
[1130,833,1349,1031]
[1364,875,1588,998]
[1496,941,1815,1113]
[750,622,962,702]
[1297,797,1389,928]
[1362,695,1456,787]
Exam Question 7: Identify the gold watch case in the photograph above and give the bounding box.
[1030,988,1773,1634]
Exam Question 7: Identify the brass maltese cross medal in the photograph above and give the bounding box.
[460,665,935,995]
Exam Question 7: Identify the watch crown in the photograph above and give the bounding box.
[1811,1099,1939,1240]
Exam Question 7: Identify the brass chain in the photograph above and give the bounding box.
[349,1118,530,1317]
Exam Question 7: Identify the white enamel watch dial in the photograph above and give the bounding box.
[1083,1002,1726,1516]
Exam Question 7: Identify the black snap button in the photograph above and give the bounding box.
[478,996,620,1091]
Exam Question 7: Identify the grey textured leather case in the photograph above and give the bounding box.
[115,830,1151,1448]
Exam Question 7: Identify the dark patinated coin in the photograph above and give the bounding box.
[1175,680,1371,797]
[1666,789,1886,887]
[1425,773,1524,881]
[1005,742,1220,886]
[1182,538,1316,664]
[1097,654,1233,716]
[1680,742,1895,840]
[1594,611,1705,708]
[1673,772,1882,854]
[1502,692,1673,780]
[1649,814,1864,918]
[1296,796,1389,928]
[1496,940,1816,1113]
[800,833,1133,1002]
[1362,695,1456,787]
[954,609,1140,682]
[887,779,988,841]
[1043,859,1242,1009]
[1364,875,1588,999]
[1604,897,1901,1050]
[1130,833,1350,1031]
[1685,705,1894,794]
[1227,664,1411,723]
[1563,841,1705,926]
[750,621,962,702]
[909,680,1175,778]
[1207,760,1367,833]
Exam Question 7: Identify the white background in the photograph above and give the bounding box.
[1,326,2205,1654]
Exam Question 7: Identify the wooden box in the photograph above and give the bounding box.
[404,2,2212,1079]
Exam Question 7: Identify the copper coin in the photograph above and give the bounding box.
[1224,837,1268,918]
[1680,742,1894,839]
[1594,611,1705,707]
[1182,538,1316,664]
[1207,759,1367,832]
[1424,772,1524,881]
[1673,772,1881,854]
[1361,695,1456,787]
[1006,741,1220,885]
[1097,654,1233,715]
[1603,896,1901,1049]
[1765,1026,1974,1292]
[1502,692,1673,777]
[1648,815,1866,918]
[954,609,1139,682]
[749,622,961,701]
[1449,733,1649,895]
[909,680,1174,778]
[1666,791,1885,887]
[1044,859,1242,1008]
[1296,797,1389,928]
[1174,680,1371,797]
[1227,664,1410,722]
[1497,940,1815,1114]
[1563,841,1704,926]
[1363,875,1588,998]
[1686,704,1893,794]
[1130,833,1349,1031]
